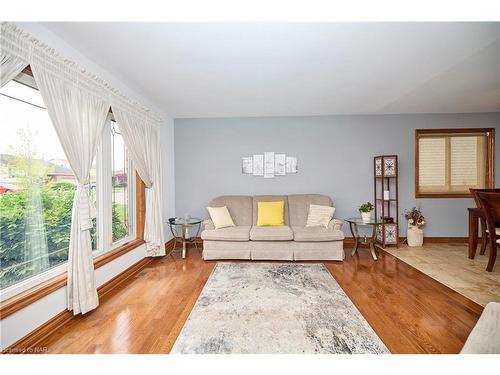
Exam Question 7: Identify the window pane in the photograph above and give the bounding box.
[419,137,446,188]
[417,130,492,196]
[111,120,130,242]
[450,136,486,188]
[87,159,98,250]
[0,79,75,289]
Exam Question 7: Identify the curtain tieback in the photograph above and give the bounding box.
[76,183,95,231]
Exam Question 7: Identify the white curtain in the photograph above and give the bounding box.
[2,22,164,314]
[0,53,28,87]
[143,126,165,257]
[31,64,111,315]
[113,108,165,256]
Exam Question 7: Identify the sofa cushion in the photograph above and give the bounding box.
[288,194,333,227]
[208,196,253,226]
[250,226,294,241]
[252,195,289,225]
[306,204,336,228]
[292,226,344,242]
[257,201,285,226]
[207,206,235,229]
[201,226,251,242]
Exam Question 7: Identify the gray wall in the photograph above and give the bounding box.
[174,113,500,237]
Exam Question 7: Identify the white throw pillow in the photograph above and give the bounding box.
[207,206,236,229]
[306,204,335,228]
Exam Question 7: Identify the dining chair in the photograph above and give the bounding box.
[475,191,500,272]
[470,188,500,256]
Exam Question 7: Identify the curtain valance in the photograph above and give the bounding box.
[1,22,161,125]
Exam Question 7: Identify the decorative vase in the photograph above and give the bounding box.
[407,226,424,247]
[361,212,371,222]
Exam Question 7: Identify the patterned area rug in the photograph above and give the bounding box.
[171,263,389,354]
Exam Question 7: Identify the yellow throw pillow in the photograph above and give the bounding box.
[207,206,236,229]
[257,201,285,226]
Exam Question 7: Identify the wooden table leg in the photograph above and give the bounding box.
[486,244,497,272]
[480,218,488,255]
[469,210,479,259]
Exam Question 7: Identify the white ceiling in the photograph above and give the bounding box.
[41,22,500,118]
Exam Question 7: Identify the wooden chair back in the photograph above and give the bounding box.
[477,192,500,226]
[476,191,500,271]
[470,188,500,209]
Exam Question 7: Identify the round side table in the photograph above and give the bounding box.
[344,217,382,260]
[167,217,202,259]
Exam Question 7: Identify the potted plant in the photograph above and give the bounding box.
[404,207,425,246]
[359,202,374,222]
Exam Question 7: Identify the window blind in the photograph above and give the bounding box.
[417,130,491,196]
[419,137,446,189]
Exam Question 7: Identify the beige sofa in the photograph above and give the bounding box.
[201,194,345,261]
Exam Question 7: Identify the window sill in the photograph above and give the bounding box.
[94,239,144,268]
[416,192,474,198]
[0,238,145,320]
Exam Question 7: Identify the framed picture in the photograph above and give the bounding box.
[242,157,253,174]
[253,154,264,176]
[274,154,286,176]
[286,156,297,174]
[264,152,275,178]
[245,152,297,177]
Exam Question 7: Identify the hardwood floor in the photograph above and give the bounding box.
[384,243,500,307]
[36,244,483,354]
[326,246,483,353]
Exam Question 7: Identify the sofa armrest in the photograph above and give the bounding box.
[203,219,215,230]
[329,218,343,231]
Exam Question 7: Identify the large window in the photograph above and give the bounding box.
[415,128,495,198]
[0,71,136,295]
[0,76,74,290]
[110,119,134,244]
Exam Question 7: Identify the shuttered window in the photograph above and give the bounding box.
[415,129,494,198]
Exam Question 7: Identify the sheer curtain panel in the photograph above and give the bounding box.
[113,108,165,256]
[31,65,110,314]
